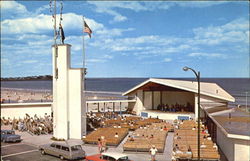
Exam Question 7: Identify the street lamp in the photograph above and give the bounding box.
[183,66,201,161]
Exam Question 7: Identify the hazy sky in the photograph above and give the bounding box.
[1,1,249,78]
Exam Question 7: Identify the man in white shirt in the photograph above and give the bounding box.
[149,145,158,161]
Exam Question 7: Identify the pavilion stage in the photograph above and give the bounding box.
[140,110,195,120]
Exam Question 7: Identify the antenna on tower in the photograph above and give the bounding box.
[50,0,58,79]
[49,0,58,45]
[60,1,63,23]
[58,1,65,44]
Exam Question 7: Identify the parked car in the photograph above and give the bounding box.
[39,142,86,160]
[1,130,22,143]
[86,152,132,161]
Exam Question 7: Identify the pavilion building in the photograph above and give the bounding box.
[123,78,235,120]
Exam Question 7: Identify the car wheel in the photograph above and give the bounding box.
[59,155,64,160]
[41,149,46,155]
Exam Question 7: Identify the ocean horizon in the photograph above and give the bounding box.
[1,78,250,106]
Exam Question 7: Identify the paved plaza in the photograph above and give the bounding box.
[1,125,174,161]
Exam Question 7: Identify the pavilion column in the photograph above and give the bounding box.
[120,102,122,116]
[113,102,115,112]
[152,91,154,110]
[160,91,162,105]
[86,103,88,113]
[104,103,106,112]
[142,90,144,106]
[194,94,198,119]
[98,103,100,112]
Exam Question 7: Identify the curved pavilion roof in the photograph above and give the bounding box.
[123,78,235,102]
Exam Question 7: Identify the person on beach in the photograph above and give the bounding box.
[149,145,158,161]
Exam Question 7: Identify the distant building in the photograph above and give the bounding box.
[123,78,235,120]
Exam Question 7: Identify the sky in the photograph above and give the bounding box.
[1,1,249,78]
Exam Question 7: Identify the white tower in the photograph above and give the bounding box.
[52,44,86,140]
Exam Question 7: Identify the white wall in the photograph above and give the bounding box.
[133,90,196,116]
[194,94,198,119]
[135,90,144,115]
[144,91,152,110]
[1,103,52,119]
[162,91,194,106]
[200,95,228,104]
[68,69,84,138]
[216,126,235,161]
[234,139,250,161]
[153,91,160,109]
[53,45,70,140]
[52,45,85,140]
[142,110,194,120]
[217,126,250,161]
[195,94,227,120]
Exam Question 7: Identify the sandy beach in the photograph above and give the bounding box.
[0,88,129,112]
[1,88,52,103]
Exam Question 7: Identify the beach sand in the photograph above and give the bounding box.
[0,88,128,112]
[1,88,52,103]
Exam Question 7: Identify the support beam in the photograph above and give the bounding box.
[142,90,144,106]
[160,91,162,105]
[120,102,122,116]
[152,91,154,110]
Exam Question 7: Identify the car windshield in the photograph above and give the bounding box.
[102,155,128,161]
[7,131,15,134]
[71,145,82,151]
[117,156,129,161]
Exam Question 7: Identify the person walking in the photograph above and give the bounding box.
[149,145,158,161]
[97,138,102,154]
[101,136,107,152]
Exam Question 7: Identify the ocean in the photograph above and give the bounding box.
[1,78,250,106]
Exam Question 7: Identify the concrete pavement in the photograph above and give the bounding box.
[1,125,174,161]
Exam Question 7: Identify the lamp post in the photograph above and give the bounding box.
[183,66,201,161]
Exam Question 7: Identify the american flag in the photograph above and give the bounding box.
[84,21,92,38]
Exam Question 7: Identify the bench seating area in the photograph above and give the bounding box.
[173,120,220,161]
[102,117,161,131]
[83,127,129,146]
[123,122,171,153]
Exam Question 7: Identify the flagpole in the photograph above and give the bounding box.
[54,0,58,79]
[82,16,87,136]
[82,16,86,72]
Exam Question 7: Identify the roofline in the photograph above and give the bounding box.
[228,133,250,140]
[0,102,52,107]
[153,79,234,102]
[122,78,235,102]
[209,109,234,116]
[209,114,250,140]
[0,99,136,107]
[122,79,151,96]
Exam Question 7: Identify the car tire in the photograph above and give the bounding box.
[59,155,64,160]
[41,149,46,155]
